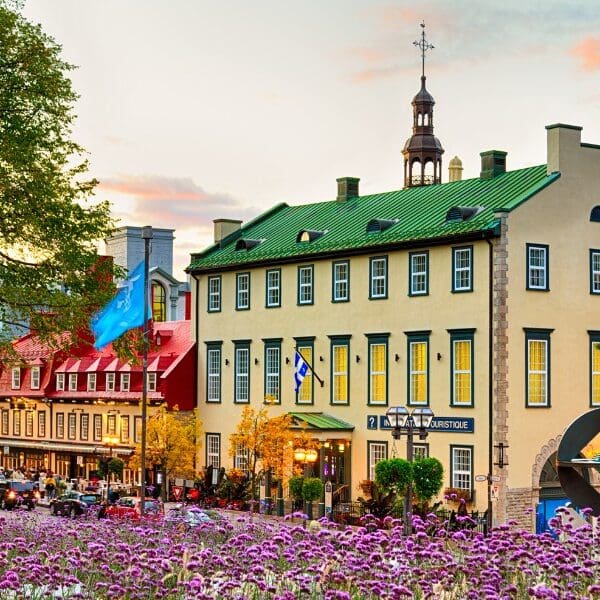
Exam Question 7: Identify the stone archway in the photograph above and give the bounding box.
[531,434,562,489]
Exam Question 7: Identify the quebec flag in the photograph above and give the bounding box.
[91,261,150,350]
[294,351,309,393]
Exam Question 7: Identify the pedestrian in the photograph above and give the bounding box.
[44,473,56,500]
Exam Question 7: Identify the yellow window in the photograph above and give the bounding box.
[152,282,166,322]
[592,342,600,405]
[528,340,547,405]
[298,347,313,403]
[410,341,427,404]
[333,345,348,403]
[370,343,386,404]
[453,340,472,404]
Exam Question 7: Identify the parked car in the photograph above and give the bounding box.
[105,496,164,521]
[0,480,39,510]
[165,505,217,528]
[50,491,102,517]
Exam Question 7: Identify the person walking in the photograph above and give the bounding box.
[44,473,57,500]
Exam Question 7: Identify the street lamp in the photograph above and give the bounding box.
[385,406,435,534]
[102,435,119,503]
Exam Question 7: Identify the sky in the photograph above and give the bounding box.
[21,0,600,279]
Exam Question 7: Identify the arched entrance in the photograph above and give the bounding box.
[536,451,569,533]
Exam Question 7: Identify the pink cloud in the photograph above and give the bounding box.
[98,174,257,230]
[571,36,600,71]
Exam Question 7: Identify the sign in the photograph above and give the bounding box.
[367,415,378,430]
[491,484,500,501]
[3,446,9,454]
[489,475,501,482]
[175,478,184,486]
[172,486,183,500]
[324,481,333,514]
[379,415,474,433]
[185,479,195,488]
[76,455,83,466]
[475,475,488,482]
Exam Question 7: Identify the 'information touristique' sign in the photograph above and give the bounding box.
[371,415,474,434]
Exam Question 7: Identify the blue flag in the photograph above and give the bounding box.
[294,351,309,393]
[91,261,151,350]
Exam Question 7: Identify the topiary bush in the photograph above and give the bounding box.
[301,477,323,503]
[375,458,412,495]
[412,457,444,513]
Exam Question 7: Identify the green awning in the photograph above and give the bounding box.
[289,412,354,431]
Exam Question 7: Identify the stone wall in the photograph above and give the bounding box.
[506,487,536,530]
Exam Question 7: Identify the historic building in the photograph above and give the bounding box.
[0,320,195,485]
[187,28,600,529]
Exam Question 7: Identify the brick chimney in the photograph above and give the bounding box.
[336,177,360,202]
[480,150,507,179]
[213,219,242,244]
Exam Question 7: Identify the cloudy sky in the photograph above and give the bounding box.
[22,0,600,278]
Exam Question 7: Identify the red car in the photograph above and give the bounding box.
[105,496,164,521]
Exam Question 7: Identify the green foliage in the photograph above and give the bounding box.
[412,457,444,504]
[0,1,116,353]
[97,457,124,478]
[288,476,304,501]
[301,477,323,502]
[357,481,397,519]
[375,458,412,495]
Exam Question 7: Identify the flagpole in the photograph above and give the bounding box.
[140,226,153,516]
[294,347,324,387]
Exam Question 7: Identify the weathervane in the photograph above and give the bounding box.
[413,21,434,78]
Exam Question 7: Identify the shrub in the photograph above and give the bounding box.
[288,475,304,501]
[375,458,412,495]
[301,477,323,503]
[412,457,444,504]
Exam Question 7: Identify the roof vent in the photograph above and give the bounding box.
[366,218,399,234]
[235,238,263,251]
[445,206,483,223]
[591,206,600,222]
[296,229,327,243]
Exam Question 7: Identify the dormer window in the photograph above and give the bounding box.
[30,367,40,390]
[296,230,326,243]
[445,206,483,223]
[87,373,96,392]
[56,373,65,391]
[11,368,20,390]
[235,238,263,251]
[366,219,399,234]
[68,373,78,391]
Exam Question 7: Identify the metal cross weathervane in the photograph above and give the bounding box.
[413,21,434,78]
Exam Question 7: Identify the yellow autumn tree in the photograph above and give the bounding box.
[229,406,295,498]
[129,405,201,494]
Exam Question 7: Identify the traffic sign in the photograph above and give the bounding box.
[475,475,488,482]
[172,486,183,500]
[489,475,501,482]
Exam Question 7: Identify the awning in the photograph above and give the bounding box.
[289,412,354,432]
[0,438,132,456]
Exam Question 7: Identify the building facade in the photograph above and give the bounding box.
[0,320,195,484]
[188,120,600,529]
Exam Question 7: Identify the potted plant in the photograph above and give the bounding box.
[444,487,473,504]
[301,477,323,520]
[288,475,304,512]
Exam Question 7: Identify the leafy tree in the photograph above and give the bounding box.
[97,457,124,480]
[229,406,295,500]
[412,457,444,514]
[375,458,412,495]
[0,1,116,353]
[129,405,201,497]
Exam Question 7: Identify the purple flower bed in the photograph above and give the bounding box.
[0,509,598,599]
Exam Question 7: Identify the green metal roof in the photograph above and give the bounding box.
[188,165,559,272]
[289,412,355,431]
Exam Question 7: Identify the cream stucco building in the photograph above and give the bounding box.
[188,96,600,528]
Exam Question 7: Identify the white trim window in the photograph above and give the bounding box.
[333,261,349,302]
[206,434,220,468]
[331,342,349,405]
[56,373,65,391]
[207,347,221,402]
[106,372,115,391]
[368,442,387,481]
[80,414,89,440]
[265,344,280,403]
[11,368,20,390]
[410,252,428,295]
[68,413,76,440]
[208,276,221,312]
[147,372,157,392]
[120,373,130,392]
[527,244,548,290]
[234,346,250,403]
[236,273,250,310]
[266,270,281,307]
[68,373,78,391]
[370,257,387,298]
[451,446,472,490]
[94,414,103,441]
[87,373,96,392]
[453,247,472,291]
[298,266,313,305]
[30,367,40,390]
[234,444,250,473]
[409,339,428,405]
[591,250,600,294]
[56,413,64,438]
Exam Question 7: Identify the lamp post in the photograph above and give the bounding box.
[385,406,435,535]
[102,435,119,503]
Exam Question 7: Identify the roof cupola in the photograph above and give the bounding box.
[402,22,444,188]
